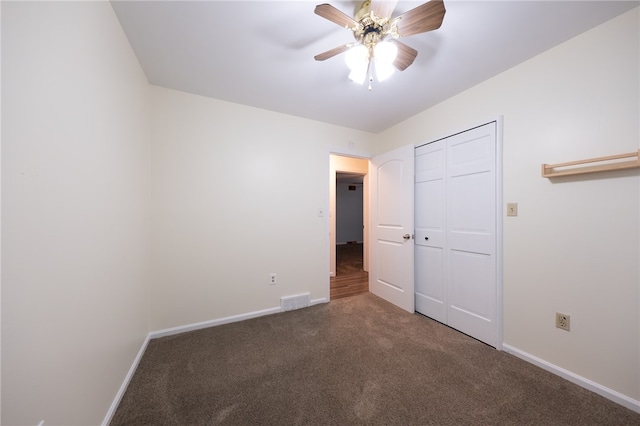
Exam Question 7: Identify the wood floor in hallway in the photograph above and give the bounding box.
[330,243,368,300]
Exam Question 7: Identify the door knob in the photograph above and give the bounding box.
[425,237,429,241]
[403,234,411,240]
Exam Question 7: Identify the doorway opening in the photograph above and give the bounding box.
[332,173,368,299]
[329,154,369,300]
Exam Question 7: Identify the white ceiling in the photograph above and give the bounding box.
[111,0,638,133]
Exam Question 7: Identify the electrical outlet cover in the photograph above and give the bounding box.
[556,312,570,331]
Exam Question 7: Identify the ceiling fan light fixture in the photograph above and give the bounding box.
[314,0,446,86]
[314,1,447,88]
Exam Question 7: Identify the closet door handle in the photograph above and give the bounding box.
[403,234,411,241]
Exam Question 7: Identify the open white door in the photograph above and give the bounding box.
[369,144,415,313]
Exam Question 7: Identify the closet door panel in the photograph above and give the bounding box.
[415,142,446,322]
[446,123,497,346]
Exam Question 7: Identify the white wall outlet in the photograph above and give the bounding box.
[507,203,518,217]
[269,273,277,285]
[556,312,570,331]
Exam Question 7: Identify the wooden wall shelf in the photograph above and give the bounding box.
[542,149,640,178]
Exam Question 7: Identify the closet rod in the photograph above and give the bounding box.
[542,149,640,178]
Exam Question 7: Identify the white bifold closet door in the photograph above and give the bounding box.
[414,122,498,347]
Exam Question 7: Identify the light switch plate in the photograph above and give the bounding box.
[507,203,518,217]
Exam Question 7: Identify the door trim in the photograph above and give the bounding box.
[326,148,373,300]
[495,117,504,351]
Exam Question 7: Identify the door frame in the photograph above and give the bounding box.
[328,152,371,279]
[496,117,504,350]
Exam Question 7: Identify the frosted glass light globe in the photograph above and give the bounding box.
[374,42,398,65]
[345,45,369,84]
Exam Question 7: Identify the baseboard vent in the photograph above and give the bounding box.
[281,293,310,312]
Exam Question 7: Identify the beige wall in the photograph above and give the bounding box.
[375,8,640,402]
[149,87,373,331]
[2,2,151,425]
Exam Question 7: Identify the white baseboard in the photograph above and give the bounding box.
[310,297,329,306]
[102,334,151,426]
[149,306,283,339]
[502,343,640,414]
[150,297,329,339]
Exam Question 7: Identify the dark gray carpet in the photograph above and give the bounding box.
[111,293,640,425]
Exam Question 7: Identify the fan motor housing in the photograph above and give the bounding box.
[354,15,390,47]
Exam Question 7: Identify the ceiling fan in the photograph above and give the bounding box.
[314,0,446,89]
